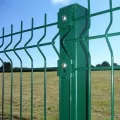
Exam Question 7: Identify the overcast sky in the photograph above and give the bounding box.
[0,0,120,67]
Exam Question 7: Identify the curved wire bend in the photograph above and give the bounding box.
[60,26,71,58]
[79,1,91,120]
[4,25,14,63]
[37,14,47,61]
[52,31,60,58]
[24,18,34,65]
[0,28,4,48]
[13,21,23,65]
[105,0,114,120]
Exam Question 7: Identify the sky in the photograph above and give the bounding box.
[0,0,120,68]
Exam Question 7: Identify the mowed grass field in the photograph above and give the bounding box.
[0,71,120,120]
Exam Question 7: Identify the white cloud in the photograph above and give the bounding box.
[51,0,71,5]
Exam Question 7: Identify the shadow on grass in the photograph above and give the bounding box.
[0,114,37,120]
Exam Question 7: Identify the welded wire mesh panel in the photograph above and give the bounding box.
[74,0,120,120]
[0,0,120,120]
[0,14,59,120]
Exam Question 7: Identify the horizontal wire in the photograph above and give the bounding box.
[0,42,53,53]
[75,6,120,21]
[88,31,120,40]
[0,22,58,39]
[0,26,120,45]
[0,30,119,53]
[73,66,120,71]
[65,31,120,43]
[0,6,120,40]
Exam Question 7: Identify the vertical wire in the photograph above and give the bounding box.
[79,0,91,119]
[87,2,91,119]
[37,14,47,120]
[4,25,14,120]
[24,18,34,120]
[105,0,114,119]
[0,27,5,120]
[13,21,23,120]
[0,59,4,120]
[51,32,60,119]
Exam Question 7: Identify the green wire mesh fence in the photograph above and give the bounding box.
[0,14,59,120]
[0,0,120,120]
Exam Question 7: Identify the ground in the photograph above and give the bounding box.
[0,71,120,120]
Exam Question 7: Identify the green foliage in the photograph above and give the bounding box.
[101,61,110,66]
[0,62,11,70]
[96,61,119,67]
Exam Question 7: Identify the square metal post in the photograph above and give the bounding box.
[57,3,89,120]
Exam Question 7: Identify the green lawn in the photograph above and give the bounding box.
[0,71,120,120]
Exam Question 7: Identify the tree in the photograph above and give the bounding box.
[114,63,119,66]
[1,62,11,70]
[101,61,110,66]
[91,65,94,67]
[96,64,101,67]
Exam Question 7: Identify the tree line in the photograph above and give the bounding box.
[92,61,119,67]
[0,61,120,71]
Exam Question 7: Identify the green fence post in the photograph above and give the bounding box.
[58,4,89,120]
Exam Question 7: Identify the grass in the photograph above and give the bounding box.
[0,71,120,120]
